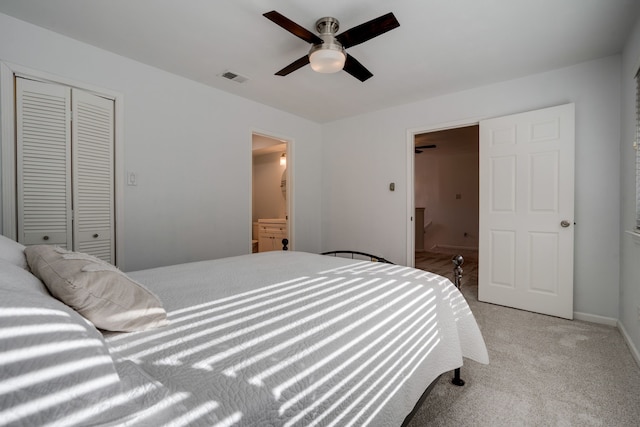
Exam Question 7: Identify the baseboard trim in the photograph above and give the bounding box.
[573,311,618,326]
[618,321,640,369]
[574,312,640,369]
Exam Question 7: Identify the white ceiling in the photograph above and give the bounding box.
[0,0,638,123]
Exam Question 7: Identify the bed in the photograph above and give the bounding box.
[0,235,488,426]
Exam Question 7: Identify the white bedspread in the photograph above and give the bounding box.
[105,251,488,426]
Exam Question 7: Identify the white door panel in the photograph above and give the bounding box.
[479,104,574,319]
[72,88,115,263]
[16,78,72,249]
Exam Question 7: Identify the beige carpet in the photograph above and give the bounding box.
[407,252,640,426]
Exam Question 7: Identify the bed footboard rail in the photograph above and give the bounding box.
[320,250,394,264]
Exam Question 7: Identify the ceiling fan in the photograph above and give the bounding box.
[415,144,437,154]
[263,10,400,82]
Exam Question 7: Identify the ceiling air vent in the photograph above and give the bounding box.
[220,70,248,83]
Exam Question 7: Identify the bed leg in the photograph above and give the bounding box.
[451,255,466,386]
[452,254,464,289]
[452,368,465,386]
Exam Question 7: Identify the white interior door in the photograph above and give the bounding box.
[16,78,72,248]
[72,89,115,263]
[478,104,575,319]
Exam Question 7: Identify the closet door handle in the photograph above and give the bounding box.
[43,235,49,241]
[93,233,99,238]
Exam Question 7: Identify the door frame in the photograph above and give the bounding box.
[405,117,483,267]
[0,61,125,267]
[251,129,294,252]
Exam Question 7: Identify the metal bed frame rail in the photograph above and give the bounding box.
[451,254,465,387]
[319,250,394,264]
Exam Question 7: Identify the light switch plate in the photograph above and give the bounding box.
[127,171,137,186]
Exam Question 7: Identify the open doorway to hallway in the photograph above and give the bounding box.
[252,133,290,253]
[413,125,479,284]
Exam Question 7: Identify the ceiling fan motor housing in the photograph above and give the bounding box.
[315,16,340,35]
[309,16,345,73]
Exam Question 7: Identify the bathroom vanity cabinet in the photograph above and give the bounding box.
[258,218,287,252]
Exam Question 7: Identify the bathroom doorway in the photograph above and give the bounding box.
[413,125,479,277]
[252,133,290,253]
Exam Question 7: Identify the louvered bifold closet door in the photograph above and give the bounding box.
[72,89,115,263]
[16,78,72,248]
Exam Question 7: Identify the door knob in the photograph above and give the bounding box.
[560,220,571,228]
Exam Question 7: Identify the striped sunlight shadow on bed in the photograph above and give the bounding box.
[278,300,439,425]
[1,312,191,427]
[107,275,326,349]
[0,288,190,426]
[107,257,404,343]
[104,257,461,426]
[118,276,366,362]
[248,290,436,389]
[192,279,406,371]
[0,307,119,425]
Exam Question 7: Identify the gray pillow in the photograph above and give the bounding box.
[25,245,168,332]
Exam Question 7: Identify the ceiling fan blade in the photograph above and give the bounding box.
[415,144,437,149]
[343,54,373,82]
[275,55,310,76]
[263,11,323,44]
[335,12,400,49]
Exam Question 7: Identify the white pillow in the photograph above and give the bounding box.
[25,245,168,332]
[0,262,122,426]
[0,258,48,295]
[0,234,28,270]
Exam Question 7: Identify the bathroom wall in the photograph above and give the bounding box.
[252,151,287,222]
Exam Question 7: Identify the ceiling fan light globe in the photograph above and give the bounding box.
[309,49,346,73]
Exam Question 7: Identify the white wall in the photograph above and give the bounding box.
[322,55,622,319]
[619,15,640,363]
[0,13,323,271]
